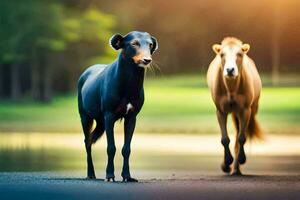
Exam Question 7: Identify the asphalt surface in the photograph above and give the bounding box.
[1,134,299,199]
[0,171,299,200]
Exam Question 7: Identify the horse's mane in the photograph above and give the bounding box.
[221,37,242,46]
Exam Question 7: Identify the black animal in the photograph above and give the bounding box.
[77,31,158,182]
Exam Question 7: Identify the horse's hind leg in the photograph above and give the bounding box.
[232,113,241,175]
[217,110,233,173]
[80,113,96,179]
[233,137,241,175]
[232,108,251,175]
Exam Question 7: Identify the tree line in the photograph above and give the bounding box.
[0,0,299,102]
[0,0,117,102]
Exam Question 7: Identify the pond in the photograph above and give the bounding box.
[0,133,299,177]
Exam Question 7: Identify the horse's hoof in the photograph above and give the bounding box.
[231,169,242,176]
[238,152,246,164]
[221,163,231,173]
[123,177,138,182]
[105,177,115,182]
[225,154,234,166]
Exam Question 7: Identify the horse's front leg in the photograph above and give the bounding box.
[121,114,138,182]
[104,112,116,182]
[232,108,251,175]
[217,110,233,173]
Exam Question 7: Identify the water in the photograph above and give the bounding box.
[0,133,299,176]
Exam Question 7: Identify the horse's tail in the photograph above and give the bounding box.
[231,112,263,141]
[247,113,263,140]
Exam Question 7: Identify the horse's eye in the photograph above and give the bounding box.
[131,41,140,47]
[149,43,153,49]
[237,53,243,57]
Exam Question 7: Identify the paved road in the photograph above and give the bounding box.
[1,134,300,199]
[0,172,299,200]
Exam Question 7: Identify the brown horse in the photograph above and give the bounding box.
[207,37,263,175]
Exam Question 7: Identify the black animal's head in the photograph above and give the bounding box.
[110,31,158,68]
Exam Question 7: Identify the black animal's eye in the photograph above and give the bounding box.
[131,41,140,47]
[237,52,243,57]
[149,43,153,49]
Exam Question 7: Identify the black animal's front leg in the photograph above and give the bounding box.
[104,113,116,182]
[121,114,138,182]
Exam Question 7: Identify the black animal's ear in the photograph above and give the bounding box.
[150,36,158,54]
[109,34,124,50]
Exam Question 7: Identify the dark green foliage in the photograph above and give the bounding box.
[0,0,116,101]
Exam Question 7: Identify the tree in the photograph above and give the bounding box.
[0,1,117,101]
[0,1,66,101]
[271,0,281,86]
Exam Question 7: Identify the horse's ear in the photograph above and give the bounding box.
[109,33,124,50]
[212,44,221,54]
[242,44,250,53]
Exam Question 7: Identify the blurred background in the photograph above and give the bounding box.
[0,0,299,175]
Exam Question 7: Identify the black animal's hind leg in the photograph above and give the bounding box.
[122,114,138,182]
[217,110,233,173]
[80,113,96,179]
[104,113,116,182]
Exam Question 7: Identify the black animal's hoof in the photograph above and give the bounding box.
[221,163,231,173]
[231,169,242,176]
[86,175,96,179]
[105,177,115,182]
[123,177,138,182]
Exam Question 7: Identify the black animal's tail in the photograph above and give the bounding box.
[78,79,104,145]
[90,122,105,144]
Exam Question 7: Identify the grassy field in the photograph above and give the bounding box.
[0,75,299,135]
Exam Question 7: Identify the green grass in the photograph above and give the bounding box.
[0,75,299,134]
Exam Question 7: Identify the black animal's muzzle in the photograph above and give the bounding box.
[142,58,152,65]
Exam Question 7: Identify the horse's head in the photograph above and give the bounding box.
[212,37,250,78]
